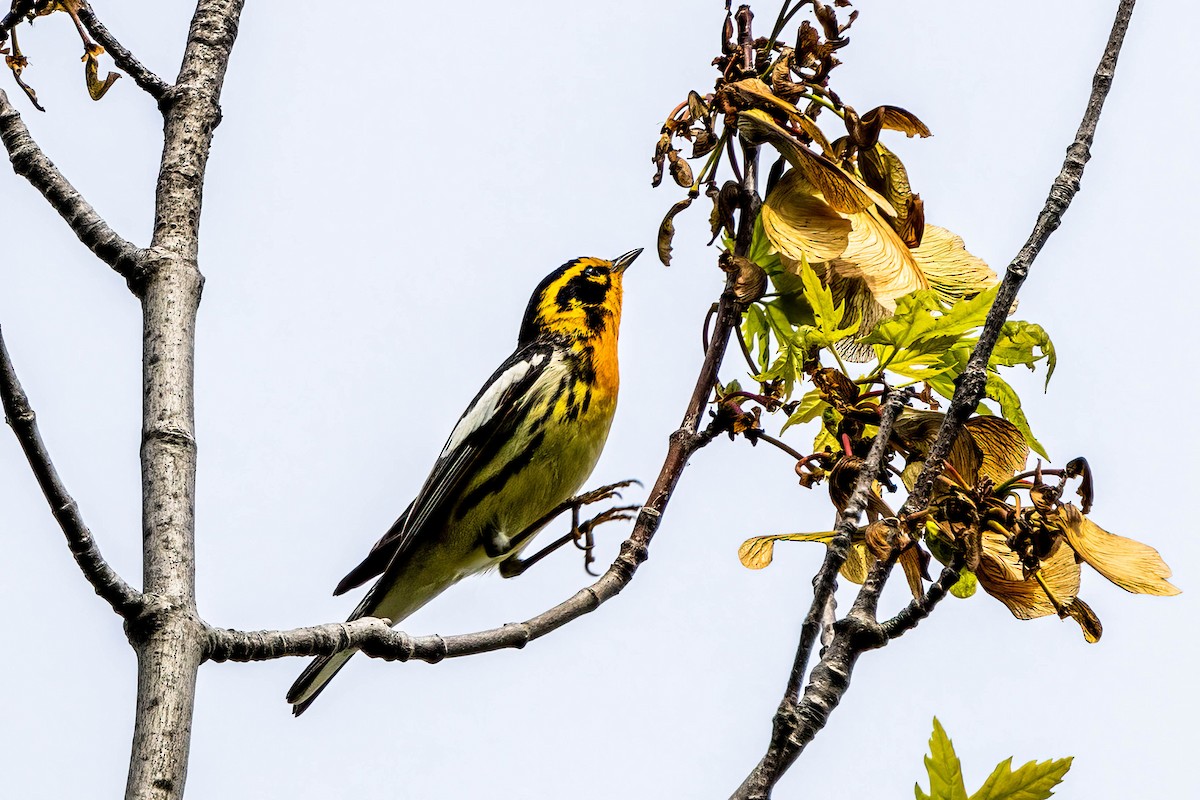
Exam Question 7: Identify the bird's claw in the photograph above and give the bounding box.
[572,502,641,575]
[571,478,642,508]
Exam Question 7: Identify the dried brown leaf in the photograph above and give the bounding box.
[656,195,694,266]
[737,109,893,215]
[84,49,119,101]
[861,105,932,138]
[1062,597,1103,643]
[668,150,694,188]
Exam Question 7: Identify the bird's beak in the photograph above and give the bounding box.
[611,248,643,274]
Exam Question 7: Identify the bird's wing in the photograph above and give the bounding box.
[333,344,557,597]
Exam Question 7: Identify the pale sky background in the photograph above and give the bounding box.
[2,2,1196,798]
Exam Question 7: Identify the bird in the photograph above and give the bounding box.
[287,248,642,715]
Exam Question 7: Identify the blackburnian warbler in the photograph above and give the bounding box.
[287,249,642,714]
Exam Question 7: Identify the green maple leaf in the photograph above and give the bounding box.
[970,755,1073,800]
[916,718,969,800]
[916,719,1073,800]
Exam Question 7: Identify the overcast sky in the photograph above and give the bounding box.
[2,1,1195,798]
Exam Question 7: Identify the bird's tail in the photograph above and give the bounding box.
[287,572,453,715]
[287,647,357,716]
[287,591,380,716]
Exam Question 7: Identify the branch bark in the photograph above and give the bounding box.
[123,2,245,799]
[0,325,141,615]
[731,1,1137,796]
[0,87,146,285]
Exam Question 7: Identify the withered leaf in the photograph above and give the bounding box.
[861,105,932,138]
[651,132,671,188]
[1062,597,1103,643]
[668,149,694,188]
[907,225,995,306]
[721,253,768,304]
[897,194,925,249]
[690,128,718,159]
[843,106,883,150]
[858,142,921,245]
[840,542,870,583]
[656,195,694,266]
[1065,456,1093,513]
[709,180,739,243]
[899,547,928,600]
[825,206,931,310]
[84,46,119,101]
[811,366,860,409]
[964,416,1029,485]
[1057,504,1180,596]
[739,109,893,215]
[892,411,1027,489]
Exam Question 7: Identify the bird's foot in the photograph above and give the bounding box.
[572,502,640,576]
[497,479,642,578]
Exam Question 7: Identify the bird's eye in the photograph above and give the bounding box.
[582,265,605,278]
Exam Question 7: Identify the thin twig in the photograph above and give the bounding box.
[0,88,146,286]
[0,326,141,616]
[78,3,172,103]
[731,2,1137,796]
[881,563,961,640]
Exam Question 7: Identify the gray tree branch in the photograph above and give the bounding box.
[731,1,1138,796]
[123,2,245,799]
[0,325,141,615]
[0,87,146,285]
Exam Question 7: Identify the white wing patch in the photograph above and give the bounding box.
[439,353,544,457]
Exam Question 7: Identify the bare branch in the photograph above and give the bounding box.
[77,2,171,103]
[0,88,146,285]
[731,2,1138,796]
[0,325,141,616]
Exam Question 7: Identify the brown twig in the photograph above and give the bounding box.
[0,325,141,615]
[0,87,146,286]
[731,1,1138,796]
